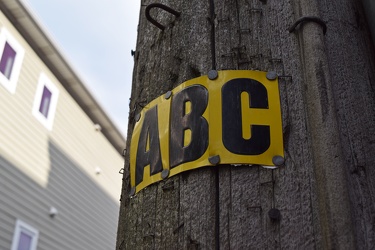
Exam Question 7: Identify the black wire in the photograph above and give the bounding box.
[209,0,216,70]
[214,166,220,250]
[208,1,220,248]
[207,0,220,246]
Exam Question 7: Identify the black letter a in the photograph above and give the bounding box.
[135,106,162,185]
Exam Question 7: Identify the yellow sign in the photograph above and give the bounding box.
[130,70,283,193]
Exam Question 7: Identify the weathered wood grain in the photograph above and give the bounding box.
[117,0,375,249]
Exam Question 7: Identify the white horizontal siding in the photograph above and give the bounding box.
[0,213,14,250]
[0,151,120,250]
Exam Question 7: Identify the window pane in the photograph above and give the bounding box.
[18,232,32,250]
[0,42,16,79]
[39,86,52,118]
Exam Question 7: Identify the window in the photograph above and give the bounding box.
[0,27,25,93]
[39,86,52,118]
[32,73,59,130]
[0,42,16,78]
[11,220,39,250]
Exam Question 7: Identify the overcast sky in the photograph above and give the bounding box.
[21,0,141,137]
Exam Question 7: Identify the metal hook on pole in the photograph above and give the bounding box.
[289,16,327,35]
[145,3,181,30]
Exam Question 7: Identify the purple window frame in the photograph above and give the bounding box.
[17,232,32,250]
[39,85,52,118]
[0,41,16,79]
[11,220,38,250]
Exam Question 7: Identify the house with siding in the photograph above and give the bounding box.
[0,1,126,249]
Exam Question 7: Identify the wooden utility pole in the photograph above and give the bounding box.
[117,0,375,249]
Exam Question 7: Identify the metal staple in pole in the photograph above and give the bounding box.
[289,16,327,35]
[145,3,181,30]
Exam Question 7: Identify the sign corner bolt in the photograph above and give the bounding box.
[266,71,278,81]
[208,69,218,80]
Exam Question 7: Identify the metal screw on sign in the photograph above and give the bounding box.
[161,169,170,179]
[266,71,278,80]
[209,155,221,165]
[208,70,218,80]
[164,91,172,99]
[129,187,136,197]
[272,155,285,167]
